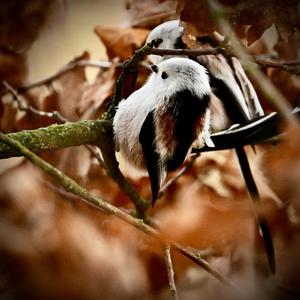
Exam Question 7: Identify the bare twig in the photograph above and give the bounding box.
[163,245,180,300]
[150,48,300,75]
[10,48,298,99]
[3,81,106,167]
[158,153,199,198]
[95,121,150,219]
[0,131,233,286]
[173,243,233,284]
[103,38,162,121]
[17,60,119,92]
[3,81,68,123]
[85,144,106,169]
[254,58,300,75]
[150,47,221,57]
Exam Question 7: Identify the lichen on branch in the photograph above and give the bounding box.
[0,119,107,159]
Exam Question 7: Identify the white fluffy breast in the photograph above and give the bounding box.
[113,80,161,169]
[113,57,211,170]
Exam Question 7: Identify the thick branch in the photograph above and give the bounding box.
[1,109,297,159]
[0,120,105,159]
[95,121,150,217]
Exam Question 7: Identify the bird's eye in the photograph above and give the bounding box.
[161,71,168,79]
[151,65,158,73]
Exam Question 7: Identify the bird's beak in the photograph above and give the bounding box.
[151,65,158,73]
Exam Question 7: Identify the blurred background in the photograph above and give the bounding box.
[1,1,300,300]
[28,0,124,82]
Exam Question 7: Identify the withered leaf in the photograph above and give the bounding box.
[236,0,300,45]
[177,0,217,36]
[125,0,177,28]
[94,26,149,61]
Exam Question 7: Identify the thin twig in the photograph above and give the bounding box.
[158,153,199,198]
[85,145,106,169]
[102,38,163,121]
[17,60,119,92]
[150,47,221,57]
[163,245,180,300]
[254,58,300,75]
[0,131,233,286]
[3,81,106,167]
[11,51,299,96]
[3,81,68,123]
[150,48,300,74]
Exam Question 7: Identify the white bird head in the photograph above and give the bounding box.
[146,20,184,64]
[148,57,210,101]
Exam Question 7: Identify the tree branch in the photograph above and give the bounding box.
[149,48,300,75]
[3,81,106,168]
[0,119,105,159]
[1,109,297,159]
[94,121,150,217]
[163,245,180,300]
[102,39,162,121]
[158,153,199,198]
[3,81,68,123]
[16,60,120,93]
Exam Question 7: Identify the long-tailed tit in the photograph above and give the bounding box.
[146,20,276,274]
[113,57,212,205]
[146,20,265,125]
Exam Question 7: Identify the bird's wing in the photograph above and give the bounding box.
[165,90,210,170]
[197,54,251,124]
[230,57,265,119]
[139,110,163,206]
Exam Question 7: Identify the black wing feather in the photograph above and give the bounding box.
[139,111,161,206]
[166,90,210,171]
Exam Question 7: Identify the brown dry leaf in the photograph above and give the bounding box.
[267,69,300,107]
[0,97,3,117]
[177,0,299,48]
[125,0,177,28]
[274,31,300,60]
[0,52,27,94]
[0,100,19,132]
[13,51,89,130]
[263,124,300,212]
[235,0,300,46]
[78,61,119,119]
[177,0,217,36]
[94,26,149,61]
[53,51,89,121]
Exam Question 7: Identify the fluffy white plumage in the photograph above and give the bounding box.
[113,57,212,202]
[113,57,210,169]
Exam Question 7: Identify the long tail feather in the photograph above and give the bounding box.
[235,146,276,274]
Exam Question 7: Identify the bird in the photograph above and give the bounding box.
[146,20,276,274]
[113,57,213,205]
[146,20,265,125]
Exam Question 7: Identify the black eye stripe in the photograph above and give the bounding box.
[161,71,168,79]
